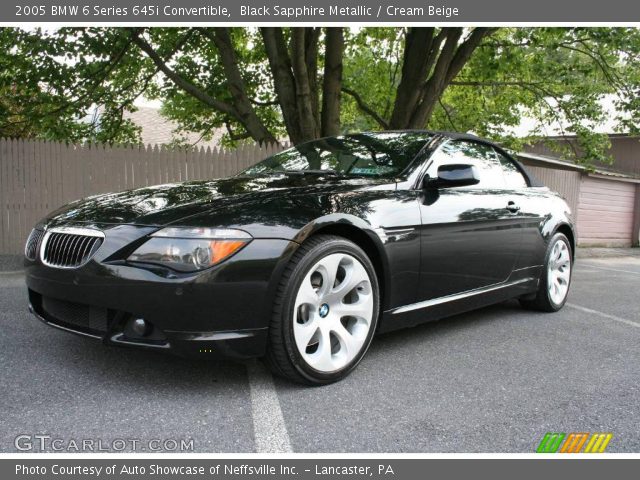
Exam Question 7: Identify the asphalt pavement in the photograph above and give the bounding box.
[1,255,639,453]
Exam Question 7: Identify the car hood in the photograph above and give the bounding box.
[44,174,375,227]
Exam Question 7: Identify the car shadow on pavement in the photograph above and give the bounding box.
[26,327,249,392]
[17,299,532,392]
[274,299,531,391]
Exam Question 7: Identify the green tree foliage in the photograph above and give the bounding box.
[343,28,640,163]
[0,27,638,163]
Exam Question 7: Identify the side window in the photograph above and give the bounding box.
[495,150,528,189]
[427,140,506,189]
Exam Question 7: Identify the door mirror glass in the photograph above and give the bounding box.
[424,164,480,189]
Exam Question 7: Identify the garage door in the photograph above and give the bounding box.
[577,176,636,247]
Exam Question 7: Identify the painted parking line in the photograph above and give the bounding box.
[575,261,640,277]
[566,303,640,329]
[246,359,293,453]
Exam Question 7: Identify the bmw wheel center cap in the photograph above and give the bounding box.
[319,303,330,318]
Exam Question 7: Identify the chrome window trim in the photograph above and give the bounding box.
[40,226,105,269]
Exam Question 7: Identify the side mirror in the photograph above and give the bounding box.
[424,164,480,189]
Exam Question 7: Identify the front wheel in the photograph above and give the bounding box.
[265,235,379,385]
[520,232,572,312]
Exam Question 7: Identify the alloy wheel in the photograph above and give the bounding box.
[547,239,571,305]
[292,253,374,373]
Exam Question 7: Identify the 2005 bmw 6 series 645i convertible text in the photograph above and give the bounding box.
[24,131,574,384]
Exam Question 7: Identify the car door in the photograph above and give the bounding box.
[416,140,523,301]
[493,148,548,273]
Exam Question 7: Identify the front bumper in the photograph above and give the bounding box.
[25,225,297,359]
[27,298,268,358]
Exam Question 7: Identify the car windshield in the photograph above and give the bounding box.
[240,132,432,178]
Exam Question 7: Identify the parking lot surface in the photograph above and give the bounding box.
[1,256,639,453]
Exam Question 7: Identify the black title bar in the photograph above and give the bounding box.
[2,0,640,23]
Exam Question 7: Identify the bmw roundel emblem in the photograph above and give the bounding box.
[318,303,330,318]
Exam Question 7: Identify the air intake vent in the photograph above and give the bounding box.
[41,296,109,334]
[25,228,45,260]
[41,227,104,269]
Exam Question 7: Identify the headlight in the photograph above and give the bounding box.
[128,228,252,272]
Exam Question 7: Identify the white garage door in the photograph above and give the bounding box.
[577,176,636,247]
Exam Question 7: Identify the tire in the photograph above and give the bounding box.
[520,232,572,312]
[264,234,380,385]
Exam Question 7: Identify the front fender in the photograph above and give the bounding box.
[171,189,420,312]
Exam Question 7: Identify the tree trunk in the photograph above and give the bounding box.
[290,28,320,141]
[389,27,496,130]
[305,28,322,134]
[261,27,304,144]
[389,28,438,129]
[409,28,495,128]
[321,28,344,137]
[262,27,325,144]
[407,28,463,128]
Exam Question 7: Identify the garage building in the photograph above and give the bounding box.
[517,151,640,247]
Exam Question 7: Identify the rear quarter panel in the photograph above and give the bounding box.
[515,186,575,270]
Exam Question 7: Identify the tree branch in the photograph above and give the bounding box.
[450,80,546,87]
[130,29,238,118]
[111,30,197,115]
[341,86,389,129]
[13,31,137,124]
[224,119,251,141]
[438,97,458,131]
[410,27,497,127]
[198,27,276,143]
[444,28,498,85]
[250,98,280,106]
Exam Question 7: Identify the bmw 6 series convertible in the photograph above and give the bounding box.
[24,131,574,384]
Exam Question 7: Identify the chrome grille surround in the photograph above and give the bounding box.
[40,226,105,269]
[25,228,45,260]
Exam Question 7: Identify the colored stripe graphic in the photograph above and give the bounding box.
[537,432,613,453]
[536,433,566,453]
[584,433,613,453]
[559,433,589,453]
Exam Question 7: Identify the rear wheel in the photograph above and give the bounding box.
[520,232,572,312]
[265,235,379,385]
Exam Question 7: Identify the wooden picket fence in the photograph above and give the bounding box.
[0,138,287,255]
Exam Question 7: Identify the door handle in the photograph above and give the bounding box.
[506,201,520,213]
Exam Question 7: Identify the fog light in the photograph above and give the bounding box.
[132,318,150,336]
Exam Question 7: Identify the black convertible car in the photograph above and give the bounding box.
[24,131,574,384]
